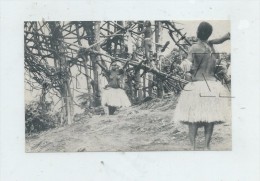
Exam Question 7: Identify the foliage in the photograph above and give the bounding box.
[76,93,105,115]
[76,92,93,110]
[25,101,60,134]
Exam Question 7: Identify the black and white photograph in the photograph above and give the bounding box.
[24,20,232,152]
[1,0,260,181]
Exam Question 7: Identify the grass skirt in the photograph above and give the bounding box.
[173,81,231,124]
[101,87,131,107]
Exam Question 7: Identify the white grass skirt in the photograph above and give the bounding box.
[101,87,131,107]
[173,81,231,124]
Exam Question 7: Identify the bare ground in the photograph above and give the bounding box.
[25,95,232,152]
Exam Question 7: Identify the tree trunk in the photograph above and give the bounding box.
[83,55,93,101]
[148,73,153,96]
[65,80,73,125]
[92,21,102,106]
[143,72,146,98]
[155,21,164,98]
[128,76,133,102]
[49,22,74,125]
[135,70,143,102]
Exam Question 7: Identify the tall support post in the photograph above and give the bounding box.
[49,22,74,125]
[147,22,154,97]
[143,72,146,98]
[92,21,102,106]
[83,55,92,97]
[134,27,144,101]
[155,21,164,98]
[148,72,153,97]
[135,70,143,102]
[117,21,124,55]
[82,21,102,107]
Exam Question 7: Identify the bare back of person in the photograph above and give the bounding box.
[174,21,231,150]
[188,40,216,81]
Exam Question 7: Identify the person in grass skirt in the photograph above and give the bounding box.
[101,61,131,115]
[172,22,231,150]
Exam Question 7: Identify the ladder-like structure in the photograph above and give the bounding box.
[24,21,192,124]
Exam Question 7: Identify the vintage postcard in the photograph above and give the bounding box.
[24,20,232,152]
[1,0,259,181]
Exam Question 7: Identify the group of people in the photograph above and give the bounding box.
[99,21,231,150]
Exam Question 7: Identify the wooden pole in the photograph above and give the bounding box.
[155,21,164,98]
[148,73,152,96]
[89,49,189,84]
[135,70,142,102]
[92,21,102,106]
[143,72,146,98]
[83,55,92,96]
[48,22,74,125]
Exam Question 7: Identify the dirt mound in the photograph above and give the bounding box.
[135,93,178,111]
[26,94,231,152]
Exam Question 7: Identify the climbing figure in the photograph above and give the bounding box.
[133,21,153,64]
